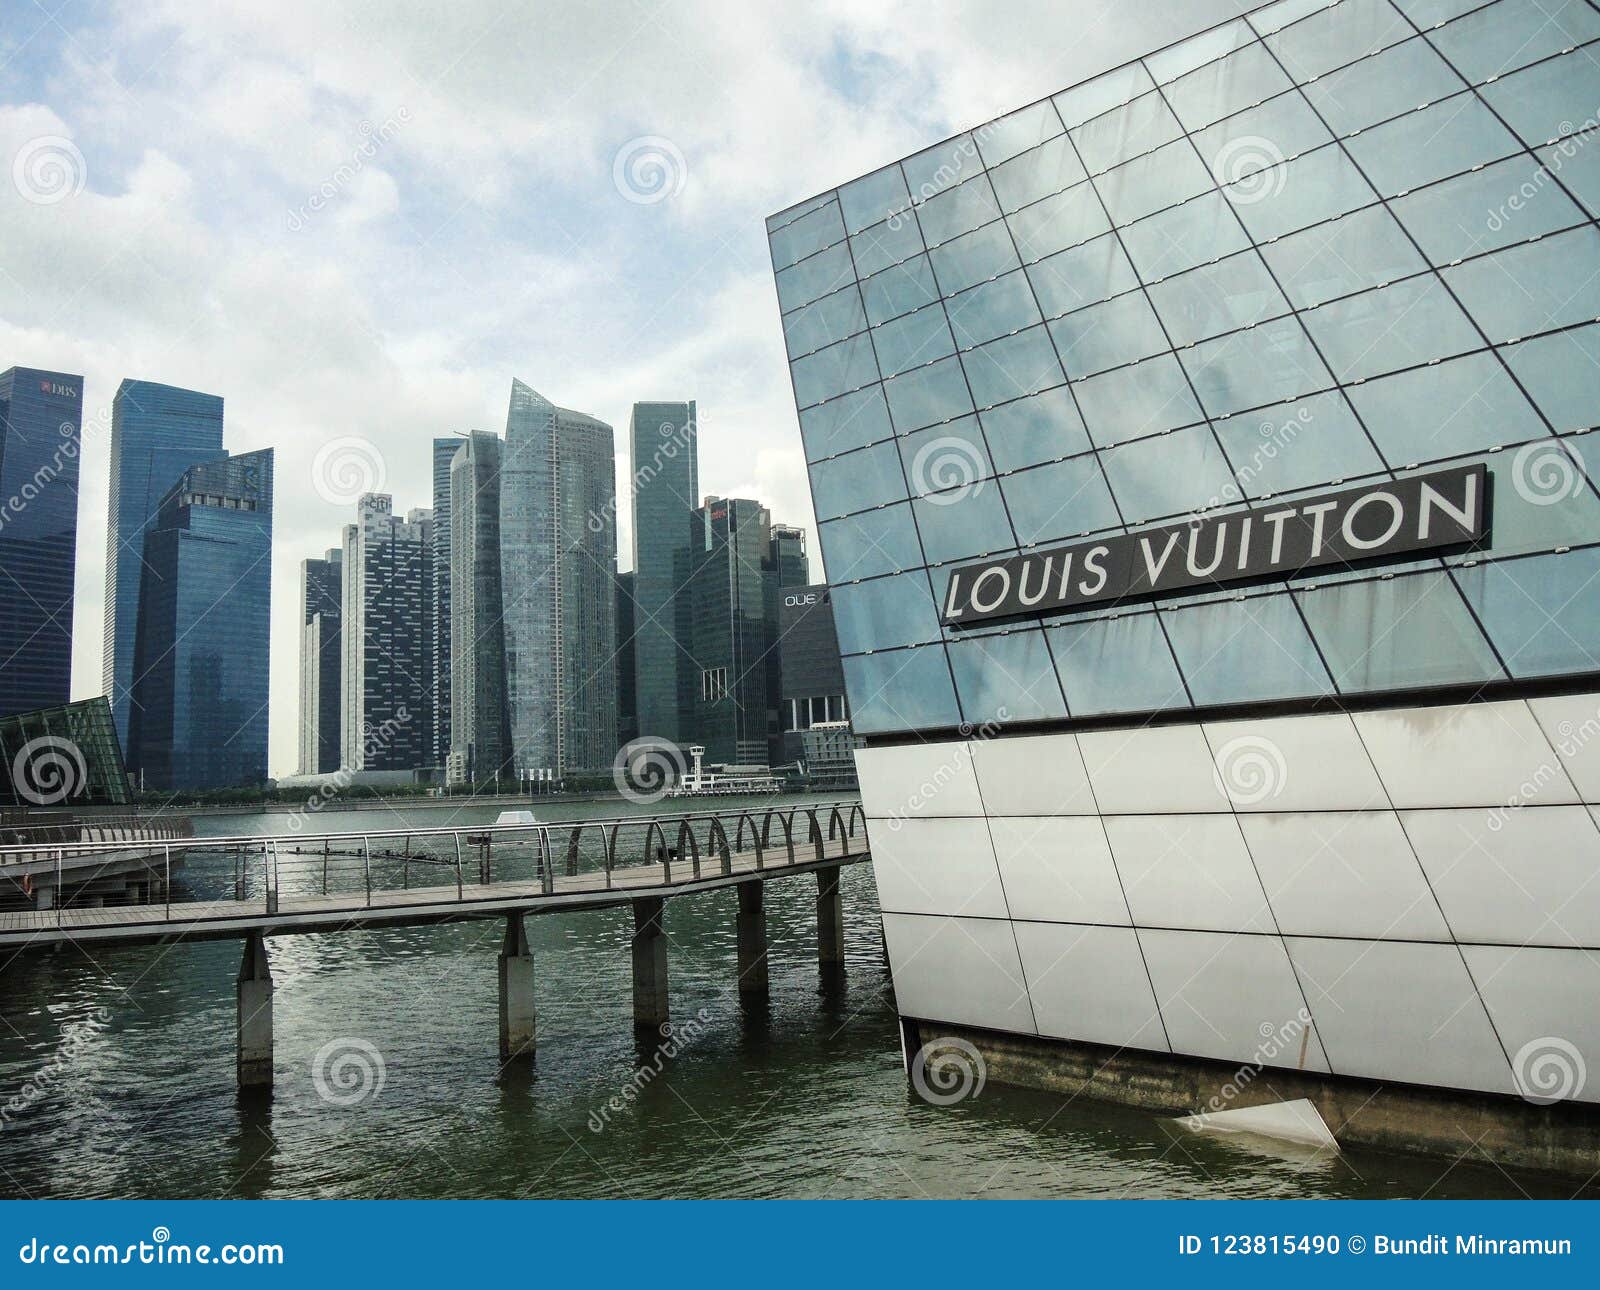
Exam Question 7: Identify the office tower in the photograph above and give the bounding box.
[298,549,343,775]
[430,435,461,767]
[0,367,82,719]
[102,380,225,747]
[769,524,810,588]
[615,571,638,747]
[678,497,783,766]
[340,494,431,772]
[776,583,848,766]
[499,380,618,776]
[127,450,273,790]
[449,431,511,785]
[628,400,697,744]
[768,0,1600,1156]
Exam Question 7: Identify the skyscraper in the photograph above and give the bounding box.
[768,525,810,589]
[449,431,511,785]
[500,380,618,776]
[430,435,462,768]
[628,400,697,745]
[298,548,342,775]
[0,367,82,719]
[615,571,638,748]
[127,449,273,790]
[341,494,430,772]
[103,380,225,748]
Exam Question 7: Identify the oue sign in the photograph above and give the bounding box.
[941,464,1489,627]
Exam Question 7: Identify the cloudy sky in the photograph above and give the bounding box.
[2,0,1250,775]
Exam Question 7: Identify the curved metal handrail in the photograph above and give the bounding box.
[707,817,732,876]
[640,819,669,881]
[676,817,701,880]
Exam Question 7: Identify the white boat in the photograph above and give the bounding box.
[666,746,782,797]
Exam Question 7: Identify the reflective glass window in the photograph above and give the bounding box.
[1049,291,1169,377]
[860,255,940,326]
[948,630,1068,724]
[1390,156,1587,266]
[903,135,987,204]
[914,178,1002,247]
[1027,234,1141,317]
[1451,447,1600,561]
[1213,391,1385,498]
[1191,94,1333,186]
[838,164,911,234]
[1391,0,1492,23]
[882,355,975,431]
[1074,354,1206,445]
[980,386,1093,471]
[843,648,961,734]
[1121,191,1251,280]
[1165,42,1293,132]
[783,285,866,357]
[1251,0,1338,37]
[799,385,894,460]
[1183,317,1333,417]
[872,304,956,378]
[1054,63,1155,129]
[1005,182,1109,261]
[769,201,846,271]
[1264,0,1415,82]
[768,191,833,234]
[989,134,1089,213]
[912,485,1016,564]
[775,241,855,311]
[1428,0,1600,83]
[818,504,923,581]
[1001,455,1122,543]
[1345,94,1521,195]
[1537,135,1600,219]
[1261,205,1427,309]
[1456,547,1600,678]
[849,213,924,278]
[977,100,1066,167]
[1147,251,1291,346]
[1301,35,1463,136]
[1097,139,1216,224]
[962,326,1067,408]
[1161,594,1334,704]
[900,417,993,495]
[809,440,907,519]
[831,571,944,654]
[1444,227,1600,343]
[1296,570,1503,692]
[1501,324,1600,433]
[1072,90,1184,174]
[945,270,1045,349]
[1147,18,1257,84]
[790,332,878,407]
[1302,276,1481,381]
[1347,350,1545,465]
[1226,144,1375,241]
[1481,48,1600,148]
[1049,612,1189,715]
[1102,425,1237,521]
[928,221,1023,294]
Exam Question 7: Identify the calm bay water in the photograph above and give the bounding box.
[0,795,1587,1199]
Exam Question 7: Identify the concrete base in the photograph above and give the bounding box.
[905,1018,1600,1177]
[631,896,669,1030]
[498,913,536,1061]
[736,882,768,1004]
[236,930,273,1089]
[816,867,844,988]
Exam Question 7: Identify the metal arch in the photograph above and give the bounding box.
[734,812,765,870]
[791,805,824,862]
[537,828,554,896]
[826,805,848,847]
[764,808,795,866]
[707,817,732,876]
[848,802,867,838]
[605,822,623,889]
[565,825,585,879]
[676,817,701,880]
[641,819,670,882]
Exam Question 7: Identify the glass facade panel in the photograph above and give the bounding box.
[1097,139,1216,223]
[961,326,1067,408]
[979,385,1092,471]
[1053,63,1154,129]
[783,286,866,356]
[809,441,906,520]
[1048,291,1169,376]
[1183,317,1333,417]
[1260,205,1427,310]
[860,254,940,325]
[1147,251,1292,345]
[1536,136,1600,219]
[769,201,845,271]
[1164,41,1292,132]
[1262,0,1414,81]
[988,134,1088,212]
[948,629,1068,723]
[1121,191,1250,280]
[1427,0,1600,83]
[900,417,992,494]
[849,214,925,278]
[1072,91,1183,174]
[1346,350,1544,465]
[1443,227,1600,343]
[1344,94,1521,195]
[790,332,878,406]
[1213,391,1384,498]
[1191,94,1334,185]
[928,221,1023,294]
[914,177,1001,246]
[842,648,960,734]
[818,504,922,581]
[1027,234,1140,316]
[799,384,893,460]
[1004,183,1109,261]
[912,486,1015,563]
[831,571,944,654]
[1301,36,1463,136]
[945,270,1044,348]
[1050,612,1189,715]
[872,303,956,377]
[838,164,911,234]
[1301,276,1481,381]
[1390,156,1588,266]
[1456,548,1600,678]
[775,242,855,311]
[1480,48,1600,147]
[977,100,1064,167]
[903,135,986,202]
[883,354,975,430]
[1101,425,1237,521]
[1147,18,1256,84]
[1500,325,1600,433]
[1227,144,1376,241]
[1161,594,1333,704]
[1074,354,1205,445]
[1002,455,1122,543]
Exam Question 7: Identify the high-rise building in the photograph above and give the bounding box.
[0,367,83,719]
[499,381,618,776]
[430,435,462,767]
[769,524,810,589]
[768,0,1600,1162]
[103,380,225,748]
[628,400,697,745]
[128,450,273,790]
[341,494,431,772]
[298,549,342,775]
[449,431,511,785]
[776,583,848,766]
[615,571,638,748]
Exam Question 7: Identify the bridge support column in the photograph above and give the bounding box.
[498,913,536,1061]
[736,882,768,1004]
[631,896,670,1030]
[817,867,845,988]
[236,930,273,1089]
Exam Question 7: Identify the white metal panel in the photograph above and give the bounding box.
[1077,723,1232,814]
[856,739,984,819]
[988,816,1130,925]
[1107,814,1275,933]
[1462,943,1600,1104]
[1201,711,1387,812]
[869,816,1010,918]
[882,911,1038,1034]
[970,730,1098,816]
[1528,693,1600,800]
[1016,922,1168,1050]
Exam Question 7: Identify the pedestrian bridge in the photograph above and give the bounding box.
[0,799,872,1089]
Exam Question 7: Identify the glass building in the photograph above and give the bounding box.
[103,380,225,749]
[128,450,273,791]
[777,583,849,766]
[0,697,131,811]
[449,430,512,784]
[628,400,698,745]
[298,548,343,775]
[616,570,638,747]
[769,0,1600,1153]
[0,366,83,719]
[430,435,462,767]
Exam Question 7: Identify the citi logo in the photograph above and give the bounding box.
[37,380,78,399]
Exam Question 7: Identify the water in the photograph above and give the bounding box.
[0,796,1589,1199]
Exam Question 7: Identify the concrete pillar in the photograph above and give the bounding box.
[236,930,273,1088]
[817,866,845,988]
[498,913,536,1061]
[631,896,670,1030]
[736,882,769,1004]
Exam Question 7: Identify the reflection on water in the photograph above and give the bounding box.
[0,798,1591,1199]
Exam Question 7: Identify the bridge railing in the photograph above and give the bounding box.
[0,799,868,917]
